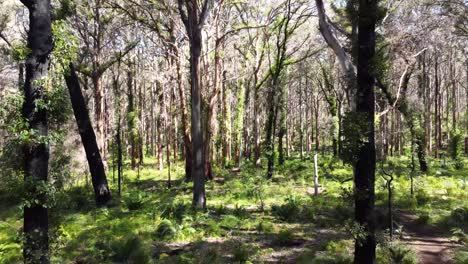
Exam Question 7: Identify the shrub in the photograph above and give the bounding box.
[449,207,468,231]
[196,245,222,263]
[415,189,430,206]
[449,130,463,160]
[232,243,258,263]
[297,240,352,264]
[124,190,145,211]
[112,237,151,264]
[233,204,250,219]
[205,219,222,237]
[256,221,275,233]
[274,229,295,246]
[454,250,468,264]
[155,219,177,240]
[271,195,304,221]
[417,212,430,225]
[220,215,240,229]
[388,243,417,264]
[161,201,190,222]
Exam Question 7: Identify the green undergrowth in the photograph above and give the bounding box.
[0,155,466,263]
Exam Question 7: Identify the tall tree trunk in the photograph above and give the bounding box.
[222,71,232,166]
[253,83,262,167]
[92,73,105,157]
[175,55,192,181]
[117,114,123,196]
[189,34,206,208]
[278,83,287,165]
[127,69,137,170]
[353,0,377,262]
[177,0,209,208]
[21,0,52,261]
[65,64,111,206]
[434,56,440,158]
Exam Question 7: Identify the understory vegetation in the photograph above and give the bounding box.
[1,155,466,263]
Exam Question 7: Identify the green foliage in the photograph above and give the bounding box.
[450,130,465,169]
[154,219,177,241]
[232,243,258,263]
[448,207,468,232]
[271,195,305,221]
[387,243,417,264]
[22,178,58,209]
[124,190,146,210]
[451,228,468,244]
[415,189,430,206]
[340,112,372,164]
[10,42,30,61]
[112,236,151,264]
[274,229,295,246]
[454,250,468,264]
[298,240,352,264]
[161,201,190,222]
[256,221,275,233]
[52,20,79,72]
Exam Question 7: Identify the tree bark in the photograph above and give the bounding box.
[21,0,52,262]
[353,0,377,262]
[178,0,210,209]
[65,64,111,206]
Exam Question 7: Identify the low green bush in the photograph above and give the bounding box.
[454,250,468,264]
[271,195,304,221]
[112,237,151,264]
[123,190,146,211]
[256,221,275,233]
[232,243,258,263]
[155,219,177,240]
[377,243,417,264]
[274,229,295,246]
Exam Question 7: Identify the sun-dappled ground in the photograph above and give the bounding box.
[1,155,467,263]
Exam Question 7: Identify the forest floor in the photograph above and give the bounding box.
[0,155,467,263]
[397,210,458,264]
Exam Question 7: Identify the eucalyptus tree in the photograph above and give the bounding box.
[20,0,52,261]
[66,0,137,158]
[177,0,213,209]
[263,0,315,178]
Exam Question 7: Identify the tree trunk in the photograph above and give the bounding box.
[175,55,192,181]
[353,0,377,262]
[222,71,232,166]
[65,64,111,206]
[127,69,137,170]
[21,0,52,261]
[92,74,105,156]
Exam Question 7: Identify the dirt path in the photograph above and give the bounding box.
[397,211,457,264]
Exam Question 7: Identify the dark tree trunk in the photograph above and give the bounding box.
[127,68,137,170]
[21,0,52,262]
[65,64,111,206]
[353,0,377,263]
[117,115,123,196]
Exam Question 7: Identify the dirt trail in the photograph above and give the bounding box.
[397,211,457,264]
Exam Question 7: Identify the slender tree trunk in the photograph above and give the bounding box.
[222,71,232,166]
[92,74,105,157]
[434,57,440,158]
[22,1,52,261]
[253,83,262,167]
[65,64,111,206]
[117,115,122,196]
[175,55,192,181]
[127,69,137,170]
[299,79,304,160]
